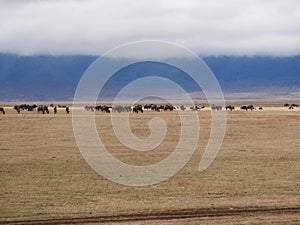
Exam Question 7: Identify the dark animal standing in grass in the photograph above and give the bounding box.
[37,105,49,114]
[95,105,101,111]
[143,104,159,111]
[112,105,125,113]
[211,104,222,111]
[14,105,20,114]
[13,104,37,113]
[0,107,5,114]
[54,107,57,114]
[190,105,204,111]
[84,106,95,112]
[102,106,110,113]
[26,105,37,111]
[143,104,152,111]
[164,104,174,111]
[284,103,298,108]
[225,105,235,111]
[132,105,143,113]
[241,105,255,111]
[124,106,132,112]
[190,106,198,111]
[66,107,70,114]
[95,105,111,113]
[180,105,186,111]
[37,106,43,114]
[247,105,255,110]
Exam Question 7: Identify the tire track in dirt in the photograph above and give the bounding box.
[1,206,300,224]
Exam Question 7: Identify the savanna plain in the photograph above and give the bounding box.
[0,104,299,224]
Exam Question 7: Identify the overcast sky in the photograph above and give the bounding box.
[0,0,299,56]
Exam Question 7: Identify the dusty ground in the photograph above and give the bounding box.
[0,105,299,224]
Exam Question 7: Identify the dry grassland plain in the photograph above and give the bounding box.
[0,105,299,224]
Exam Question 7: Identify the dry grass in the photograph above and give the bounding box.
[0,106,300,223]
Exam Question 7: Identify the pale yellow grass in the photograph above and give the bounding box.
[0,107,299,223]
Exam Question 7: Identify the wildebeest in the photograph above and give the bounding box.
[13,104,37,113]
[0,107,5,114]
[117,105,131,113]
[112,105,122,113]
[84,105,95,112]
[241,105,255,111]
[143,104,153,111]
[164,104,175,111]
[225,105,235,111]
[190,105,205,111]
[284,103,298,108]
[150,104,160,112]
[95,105,111,113]
[190,106,199,111]
[101,106,110,113]
[54,106,57,114]
[211,104,222,111]
[27,105,37,111]
[37,105,49,114]
[247,105,255,110]
[112,105,131,113]
[66,107,70,114]
[180,105,186,111]
[132,105,143,113]
[94,105,101,111]
[259,107,263,110]
[143,104,159,111]
[14,105,20,114]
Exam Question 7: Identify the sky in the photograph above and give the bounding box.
[0,0,299,56]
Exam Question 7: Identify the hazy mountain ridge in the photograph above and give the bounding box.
[0,54,299,101]
[205,56,300,91]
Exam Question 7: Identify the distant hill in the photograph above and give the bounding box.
[0,54,95,101]
[0,54,299,101]
[205,56,300,91]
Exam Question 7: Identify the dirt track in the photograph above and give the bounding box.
[1,206,300,224]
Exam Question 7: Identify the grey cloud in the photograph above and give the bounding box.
[0,0,299,56]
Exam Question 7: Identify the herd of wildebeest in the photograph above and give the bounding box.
[0,103,299,115]
[0,104,69,115]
